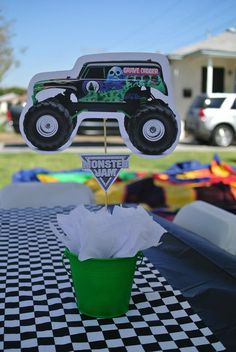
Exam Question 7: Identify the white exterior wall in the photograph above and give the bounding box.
[170,55,236,120]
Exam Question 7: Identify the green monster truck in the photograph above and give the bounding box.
[22,59,179,155]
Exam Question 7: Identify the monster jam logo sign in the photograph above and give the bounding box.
[81,154,130,191]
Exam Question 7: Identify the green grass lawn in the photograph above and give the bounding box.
[0,150,235,189]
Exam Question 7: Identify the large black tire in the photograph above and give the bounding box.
[124,116,130,134]
[44,94,77,129]
[23,101,74,151]
[128,103,178,155]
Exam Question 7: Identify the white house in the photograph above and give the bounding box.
[168,28,236,120]
[0,93,19,114]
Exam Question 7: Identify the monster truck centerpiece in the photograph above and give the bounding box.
[21,53,180,156]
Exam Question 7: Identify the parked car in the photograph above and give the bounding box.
[7,103,120,135]
[6,104,23,133]
[185,93,236,146]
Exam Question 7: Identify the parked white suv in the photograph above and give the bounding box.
[185,93,236,146]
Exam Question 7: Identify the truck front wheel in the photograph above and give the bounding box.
[23,101,74,151]
[128,104,178,155]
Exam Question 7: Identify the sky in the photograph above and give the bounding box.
[1,0,236,88]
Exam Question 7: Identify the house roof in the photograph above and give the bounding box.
[168,28,236,59]
[0,93,19,103]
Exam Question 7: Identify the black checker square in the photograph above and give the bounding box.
[0,206,226,351]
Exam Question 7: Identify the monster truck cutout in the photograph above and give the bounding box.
[20,53,180,157]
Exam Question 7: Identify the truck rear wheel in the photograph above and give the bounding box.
[23,101,74,151]
[128,103,178,155]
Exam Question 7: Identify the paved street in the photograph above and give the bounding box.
[0,132,236,153]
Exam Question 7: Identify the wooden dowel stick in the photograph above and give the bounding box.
[103,118,108,208]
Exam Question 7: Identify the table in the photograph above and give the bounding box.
[0,206,226,352]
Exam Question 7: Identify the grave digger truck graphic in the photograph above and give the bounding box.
[21,54,180,156]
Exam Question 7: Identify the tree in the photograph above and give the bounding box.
[0,11,15,82]
[0,86,26,96]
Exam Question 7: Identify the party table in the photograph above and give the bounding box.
[0,206,226,352]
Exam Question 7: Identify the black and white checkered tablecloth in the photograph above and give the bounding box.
[0,206,226,352]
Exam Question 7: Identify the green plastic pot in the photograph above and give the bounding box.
[63,248,142,318]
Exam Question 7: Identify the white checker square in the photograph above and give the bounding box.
[20,324,36,333]
[19,300,33,307]
[4,295,19,303]
[72,342,93,350]
[39,345,56,352]
[181,322,198,332]
[172,289,182,295]
[142,313,158,321]
[212,342,226,351]
[33,294,45,301]
[37,330,54,338]
[54,335,71,345]
[139,334,157,344]
[163,296,179,305]
[127,346,145,352]
[135,278,147,284]
[51,321,67,330]
[126,309,140,316]
[136,301,150,309]
[4,320,21,328]
[132,321,148,328]
[119,328,136,338]
[62,301,76,310]
[65,313,80,322]
[100,324,117,331]
[87,331,104,342]
[150,325,168,335]
[170,331,188,341]
[153,304,169,313]
[181,301,191,309]
[162,318,179,326]
[47,297,60,305]
[4,307,19,315]
[35,316,51,325]
[149,281,162,288]
[4,333,21,341]
[200,327,213,336]
[34,305,50,312]
[172,309,188,318]
[49,308,65,317]
[83,319,99,327]
[189,314,201,322]
[192,336,212,346]
[69,326,86,335]
[159,340,178,350]
[106,338,124,348]
[113,316,129,324]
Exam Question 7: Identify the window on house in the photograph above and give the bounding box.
[183,88,192,98]
[201,67,225,93]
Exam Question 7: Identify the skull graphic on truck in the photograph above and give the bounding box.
[20,53,180,157]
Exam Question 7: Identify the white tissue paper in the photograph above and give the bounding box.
[51,205,166,261]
